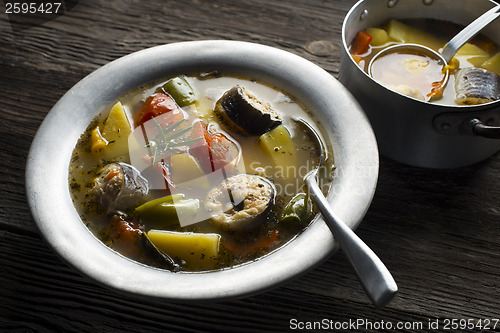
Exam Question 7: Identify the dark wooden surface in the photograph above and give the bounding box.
[1,0,499,332]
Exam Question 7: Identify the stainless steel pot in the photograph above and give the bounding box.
[340,0,500,168]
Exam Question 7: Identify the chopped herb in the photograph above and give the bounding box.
[144,117,203,165]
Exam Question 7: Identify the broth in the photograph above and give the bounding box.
[69,73,333,272]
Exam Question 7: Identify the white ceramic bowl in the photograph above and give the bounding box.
[26,40,378,299]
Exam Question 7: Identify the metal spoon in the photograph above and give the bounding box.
[294,118,398,308]
[368,5,500,96]
[440,5,500,64]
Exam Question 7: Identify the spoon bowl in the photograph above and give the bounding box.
[368,43,449,101]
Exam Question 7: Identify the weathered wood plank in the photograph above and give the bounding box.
[1,0,500,331]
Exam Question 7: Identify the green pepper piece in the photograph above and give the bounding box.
[135,194,184,213]
[163,76,196,107]
[136,195,200,228]
[279,193,312,226]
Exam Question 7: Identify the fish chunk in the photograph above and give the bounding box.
[93,162,149,213]
[455,67,500,105]
[205,174,275,231]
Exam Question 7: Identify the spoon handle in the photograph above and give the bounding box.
[440,5,500,63]
[306,174,398,308]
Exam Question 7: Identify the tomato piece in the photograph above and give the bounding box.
[187,121,212,173]
[204,126,240,172]
[157,160,175,190]
[188,122,240,174]
[133,89,179,127]
[350,31,372,55]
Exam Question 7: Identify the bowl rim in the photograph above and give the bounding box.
[26,40,379,300]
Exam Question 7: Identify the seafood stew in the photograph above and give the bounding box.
[349,19,500,105]
[69,73,333,272]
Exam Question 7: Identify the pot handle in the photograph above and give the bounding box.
[433,112,500,139]
[465,118,500,139]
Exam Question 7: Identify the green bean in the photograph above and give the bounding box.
[163,76,196,107]
[279,193,312,226]
[136,194,200,227]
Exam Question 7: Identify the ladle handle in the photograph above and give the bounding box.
[306,173,398,308]
[440,5,500,63]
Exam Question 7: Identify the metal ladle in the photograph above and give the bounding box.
[368,5,500,93]
[294,118,398,308]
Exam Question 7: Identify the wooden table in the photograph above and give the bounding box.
[1,0,499,331]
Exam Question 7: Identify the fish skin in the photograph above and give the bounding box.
[455,67,500,105]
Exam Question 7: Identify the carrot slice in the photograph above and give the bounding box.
[351,31,372,55]
[224,230,279,256]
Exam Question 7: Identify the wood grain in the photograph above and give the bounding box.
[1,0,499,331]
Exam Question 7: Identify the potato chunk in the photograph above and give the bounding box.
[101,101,132,159]
[147,230,220,270]
[456,43,491,67]
[366,27,390,47]
[386,20,444,51]
[258,125,296,168]
[481,52,500,76]
[170,154,210,188]
[90,126,108,154]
